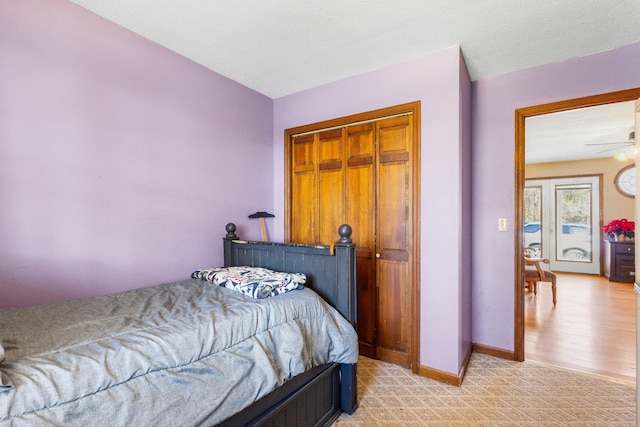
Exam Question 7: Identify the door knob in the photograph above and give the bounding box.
[376,253,381,258]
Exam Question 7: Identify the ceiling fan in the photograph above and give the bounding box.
[585,131,636,158]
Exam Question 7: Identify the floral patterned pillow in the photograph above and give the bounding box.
[191,266,306,299]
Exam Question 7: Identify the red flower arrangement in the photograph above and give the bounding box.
[603,218,635,240]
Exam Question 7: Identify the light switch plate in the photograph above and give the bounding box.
[498,218,508,232]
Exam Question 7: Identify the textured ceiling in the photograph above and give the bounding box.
[69,0,640,99]
[68,0,640,163]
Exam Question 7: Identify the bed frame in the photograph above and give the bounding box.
[218,223,358,426]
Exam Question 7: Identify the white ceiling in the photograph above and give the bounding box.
[69,0,640,99]
[526,101,636,164]
[68,0,640,163]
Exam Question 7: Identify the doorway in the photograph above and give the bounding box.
[514,87,640,362]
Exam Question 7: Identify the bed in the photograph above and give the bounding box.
[0,223,358,426]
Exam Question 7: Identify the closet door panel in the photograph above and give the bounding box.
[318,130,345,244]
[291,134,317,244]
[375,262,409,361]
[375,116,412,366]
[346,123,376,356]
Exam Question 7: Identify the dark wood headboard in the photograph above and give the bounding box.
[222,223,357,326]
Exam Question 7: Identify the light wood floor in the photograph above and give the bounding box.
[525,272,636,384]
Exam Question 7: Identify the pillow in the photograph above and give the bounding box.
[191,266,306,299]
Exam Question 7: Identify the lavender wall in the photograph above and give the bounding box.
[459,52,473,364]
[471,42,640,351]
[273,46,472,374]
[0,0,273,308]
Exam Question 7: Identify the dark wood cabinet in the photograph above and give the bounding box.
[604,240,635,283]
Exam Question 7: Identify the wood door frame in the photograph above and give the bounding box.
[284,101,421,371]
[514,87,640,361]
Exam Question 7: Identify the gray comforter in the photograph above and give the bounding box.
[0,279,358,426]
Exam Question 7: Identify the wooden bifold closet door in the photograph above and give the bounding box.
[287,103,418,369]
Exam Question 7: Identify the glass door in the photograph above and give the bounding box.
[524,184,543,257]
[525,176,600,274]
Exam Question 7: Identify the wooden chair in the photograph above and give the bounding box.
[524,256,557,305]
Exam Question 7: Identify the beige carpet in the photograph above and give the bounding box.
[334,353,636,426]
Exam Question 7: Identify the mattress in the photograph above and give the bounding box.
[0,278,358,426]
